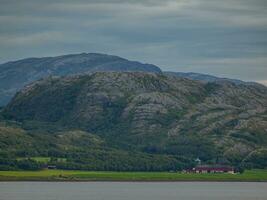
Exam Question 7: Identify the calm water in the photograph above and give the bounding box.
[0,182,267,200]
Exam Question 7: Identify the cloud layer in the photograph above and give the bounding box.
[0,0,266,84]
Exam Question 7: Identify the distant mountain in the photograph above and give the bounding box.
[0,53,161,106]
[164,72,259,86]
[0,53,264,107]
[2,72,267,170]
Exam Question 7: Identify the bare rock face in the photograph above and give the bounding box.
[3,72,267,164]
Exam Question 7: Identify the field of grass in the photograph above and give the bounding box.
[0,169,267,181]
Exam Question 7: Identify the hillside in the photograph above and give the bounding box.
[1,72,267,170]
[164,72,252,85]
[0,53,161,106]
[0,53,262,107]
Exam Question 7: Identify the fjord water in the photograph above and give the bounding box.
[1,182,267,200]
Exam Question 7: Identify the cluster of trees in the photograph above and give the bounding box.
[242,149,267,169]
[0,158,42,171]
[1,148,266,172]
[0,148,195,171]
[52,151,194,171]
[1,117,266,172]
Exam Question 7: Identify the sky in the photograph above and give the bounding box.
[0,0,267,85]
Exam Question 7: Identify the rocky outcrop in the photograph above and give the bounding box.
[2,72,267,164]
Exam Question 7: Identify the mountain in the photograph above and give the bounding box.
[0,53,161,106]
[0,53,263,107]
[164,72,259,86]
[1,72,267,170]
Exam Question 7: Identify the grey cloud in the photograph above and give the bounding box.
[0,0,266,84]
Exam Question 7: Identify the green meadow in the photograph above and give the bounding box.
[0,169,266,182]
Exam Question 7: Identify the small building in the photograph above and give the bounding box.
[188,165,234,174]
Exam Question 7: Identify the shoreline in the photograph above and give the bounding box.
[1,169,267,182]
[1,179,267,182]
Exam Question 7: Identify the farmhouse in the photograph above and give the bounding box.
[188,165,234,174]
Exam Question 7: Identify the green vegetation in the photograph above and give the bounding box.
[0,120,194,172]
[17,157,66,163]
[1,72,267,172]
[0,169,266,182]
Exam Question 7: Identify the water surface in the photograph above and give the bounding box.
[0,182,266,200]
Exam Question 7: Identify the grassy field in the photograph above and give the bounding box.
[0,169,267,181]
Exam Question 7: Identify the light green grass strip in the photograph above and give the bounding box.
[0,169,267,181]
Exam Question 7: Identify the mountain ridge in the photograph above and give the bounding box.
[0,53,161,106]
[1,72,267,170]
[164,71,262,86]
[0,53,265,106]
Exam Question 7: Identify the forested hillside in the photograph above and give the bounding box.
[1,72,266,171]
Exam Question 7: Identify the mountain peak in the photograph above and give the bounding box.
[0,53,265,107]
[0,53,161,106]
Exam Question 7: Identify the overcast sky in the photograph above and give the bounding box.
[0,0,266,84]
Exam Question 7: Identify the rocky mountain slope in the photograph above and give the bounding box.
[2,72,267,169]
[0,53,161,106]
[165,72,259,86]
[0,53,262,107]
